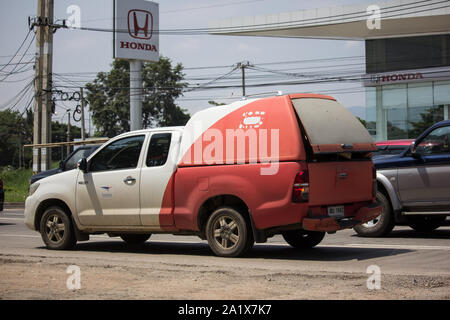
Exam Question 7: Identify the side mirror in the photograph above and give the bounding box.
[410,141,416,153]
[77,158,88,173]
[58,160,65,171]
[410,142,421,159]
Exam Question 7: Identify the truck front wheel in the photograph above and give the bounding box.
[40,206,77,250]
[205,207,254,257]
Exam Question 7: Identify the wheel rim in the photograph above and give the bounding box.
[362,217,380,228]
[44,213,65,244]
[361,200,384,228]
[213,215,240,250]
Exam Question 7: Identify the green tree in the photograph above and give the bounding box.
[408,106,444,139]
[0,107,86,168]
[0,110,33,168]
[357,117,367,127]
[208,100,226,106]
[51,120,81,161]
[85,57,190,137]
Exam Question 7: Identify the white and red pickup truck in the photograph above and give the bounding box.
[25,94,382,257]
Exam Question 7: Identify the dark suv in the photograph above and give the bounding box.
[30,145,100,185]
[354,120,450,236]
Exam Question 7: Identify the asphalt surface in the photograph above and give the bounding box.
[0,208,449,299]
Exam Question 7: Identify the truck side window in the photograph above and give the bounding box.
[146,133,172,167]
[65,148,96,171]
[416,126,450,155]
[89,135,145,172]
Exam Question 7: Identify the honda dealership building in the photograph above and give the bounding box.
[210,0,450,141]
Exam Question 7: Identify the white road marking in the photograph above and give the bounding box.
[0,233,40,238]
[0,233,448,251]
[0,217,25,221]
[318,243,450,251]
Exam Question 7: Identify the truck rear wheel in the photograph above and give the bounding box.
[40,206,77,250]
[282,230,325,249]
[120,234,151,245]
[205,207,254,257]
[354,191,395,237]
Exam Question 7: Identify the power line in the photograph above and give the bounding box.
[0,80,34,111]
[208,0,448,33]
[50,71,450,94]
[50,51,450,81]
[0,61,35,67]
[0,32,36,82]
[51,62,450,92]
[185,66,239,92]
[0,30,32,73]
[0,53,35,59]
[71,0,449,36]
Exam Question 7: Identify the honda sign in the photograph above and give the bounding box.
[114,0,159,62]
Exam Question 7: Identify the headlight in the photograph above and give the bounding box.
[29,182,40,196]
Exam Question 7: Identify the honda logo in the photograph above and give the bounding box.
[127,9,153,40]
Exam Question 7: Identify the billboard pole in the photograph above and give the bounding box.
[130,60,143,131]
[114,0,159,132]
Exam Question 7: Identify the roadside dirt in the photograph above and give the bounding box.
[0,254,449,300]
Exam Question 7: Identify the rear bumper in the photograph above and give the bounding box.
[302,203,382,232]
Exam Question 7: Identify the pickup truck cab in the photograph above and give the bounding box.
[25,94,381,257]
[354,120,450,237]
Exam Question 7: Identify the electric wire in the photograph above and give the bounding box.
[0,30,32,73]
[0,32,36,82]
[72,0,449,36]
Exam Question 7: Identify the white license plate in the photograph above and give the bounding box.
[327,205,345,217]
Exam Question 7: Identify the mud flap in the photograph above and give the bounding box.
[71,217,90,241]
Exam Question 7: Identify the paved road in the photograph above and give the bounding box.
[1,208,449,299]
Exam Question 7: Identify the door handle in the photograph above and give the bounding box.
[123,176,136,185]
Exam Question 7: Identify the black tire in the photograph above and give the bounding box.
[406,216,446,233]
[205,206,254,257]
[282,230,325,249]
[354,191,395,237]
[120,234,151,245]
[40,206,77,250]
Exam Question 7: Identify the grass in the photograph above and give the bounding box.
[1,167,33,203]
[1,161,60,203]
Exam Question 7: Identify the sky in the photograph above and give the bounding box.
[0,0,370,132]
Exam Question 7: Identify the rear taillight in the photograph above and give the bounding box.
[292,170,309,203]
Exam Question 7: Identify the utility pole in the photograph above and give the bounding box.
[32,0,45,173]
[40,0,53,172]
[237,61,251,97]
[66,109,71,156]
[29,0,66,173]
[80,87,85,140]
